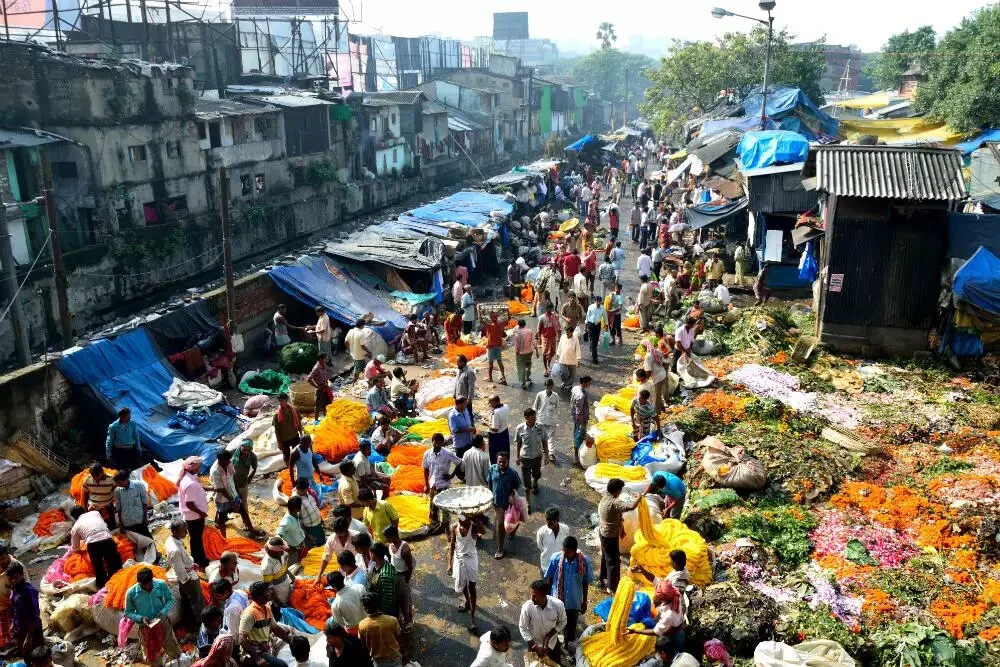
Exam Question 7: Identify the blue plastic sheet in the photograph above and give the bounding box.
[954,247,1000,317]
[956,129,1000,155]
[799,240,819,282]
[737,131,809,170]
[593,591,654,627]
[269,256,408,344]
[406,191,514,227]
[742,86,839,138]
[565,134,598,152]
[58,329,239,467]
[280,607,319,634]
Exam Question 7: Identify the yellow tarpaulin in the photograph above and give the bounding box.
[668,149,688,160]
[839,117,963,146]
[830,91,894,110]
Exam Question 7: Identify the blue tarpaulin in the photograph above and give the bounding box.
[701,116,772,137]
[738,130,810,170]
[269,255,408,343]
[565,134,598,152]
[742,86,839,138]
[954,247,1000,317]
[948,213,1000,260]
[956,129,1000,155]
[406,191,514,228]
[58,329,239,467]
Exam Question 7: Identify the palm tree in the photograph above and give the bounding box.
[596,22,617,49]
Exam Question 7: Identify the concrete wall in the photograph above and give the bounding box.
[0,360,77,452]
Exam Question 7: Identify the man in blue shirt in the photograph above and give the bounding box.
[448,399,476,458]
[486,453,521,560]
[543,536,593,645]
[124,567,178,664]
[106,407,141,472]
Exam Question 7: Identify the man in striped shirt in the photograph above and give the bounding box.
[369,543,398,618]
[81,463,117,529]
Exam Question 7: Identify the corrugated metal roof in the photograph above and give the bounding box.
[815,145,967,200]
[194,98,278,120]
[0,127,68,148]
[362,90,425,106]
[259,95,334,108]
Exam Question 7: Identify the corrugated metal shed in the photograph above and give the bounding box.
[815,145,966,200]
[746,172,817,213]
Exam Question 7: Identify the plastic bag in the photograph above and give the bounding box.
[677,354,715,389]
[550,362,564,379]
[280,607,320,634]
[601,330,611,351]
[754,640,857,667]
[700,436,767,491]
[593,591,654,626]
[504,495,528,533]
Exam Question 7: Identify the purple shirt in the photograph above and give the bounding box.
[10,581,40,638]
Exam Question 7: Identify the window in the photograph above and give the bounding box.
[255,174,265,194]
[128,145,147,163]
[391,112,397,125]
[393,148,398,164]
[165,78,175,90]
[208,122,222,148]
[198,123,207,140]
[255,117,279,140]
[292,166,305,188]
[240,174,252,197]
[165,141,181,158]
[143,196,187,225]
[51,161,78,178]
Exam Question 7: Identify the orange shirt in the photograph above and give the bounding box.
[483,322,506,349]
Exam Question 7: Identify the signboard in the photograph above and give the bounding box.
[829,273,844,293]
[493,12,529,40]
[232,0,338,17]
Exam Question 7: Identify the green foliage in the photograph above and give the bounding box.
[725,501,817,566]
[175,82,195,113]
[641,29,826,138]
[918,5,1000,133]
[687,488,741,511]
[923,457,975,478]
[779,603,869,659]
[596,22,617,50]
[105,75,136,122]
[305,160,338,187]
[865,26,936,90]
[279,342,319,374]
[570,49,655,114]
[872,622,986,667]
[865,567,938,608]
[110,227,185,269]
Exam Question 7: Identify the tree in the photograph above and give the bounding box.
[570,49,655,117]
[865,26,936,90]
[917,6,1000,133]
[640,28,826,138]
[597,22,617,49]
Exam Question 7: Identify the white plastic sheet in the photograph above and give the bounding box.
[163,377,225,409]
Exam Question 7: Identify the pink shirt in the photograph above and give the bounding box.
[513,327,535,356]
[69,510,113,550]
[178,472,209,520]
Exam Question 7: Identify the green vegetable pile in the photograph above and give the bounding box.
[279,342,319,374]
[725,501,818,567]
[238,368,292,396]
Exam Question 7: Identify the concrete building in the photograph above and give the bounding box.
[360,91,426,176]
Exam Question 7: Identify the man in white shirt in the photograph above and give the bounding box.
[674,317,698,369]
[714,282,732,306]
[461,435,490,488]
[580,185,592,218]
[344,321,371,383]
[327,571,367,633]
[535,508,570,574]
[309,306,333,361]
[164,518,205,626]
[519,580,567,664]
[531,379,559,446]
[554,327,581,391]
[210,578,249,637]
[69,506,122,588]
[471,626,513,667]
[637,248,653,280]
[572,271,588,306]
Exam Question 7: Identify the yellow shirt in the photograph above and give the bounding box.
[363,500,399,542]
[339,476,362,520]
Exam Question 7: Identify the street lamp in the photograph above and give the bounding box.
[712,1,776,129]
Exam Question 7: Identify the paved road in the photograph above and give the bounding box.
[404,190,646,667]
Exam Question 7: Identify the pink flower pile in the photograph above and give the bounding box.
[810,509,918,568]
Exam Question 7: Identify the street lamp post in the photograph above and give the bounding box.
[712,1,776,129]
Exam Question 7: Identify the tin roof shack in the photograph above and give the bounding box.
[814,145,966,356]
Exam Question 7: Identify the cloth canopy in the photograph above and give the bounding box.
[58,329,239,467]
[269,255,408,343]
[565,134,598,152]
[406,191,513,227]
[954,246,1000,318]
[686,198,749,230]
[737,131,810,171]
[839,117,962,146]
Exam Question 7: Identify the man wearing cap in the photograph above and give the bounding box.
[231,439,264,538]
[259,537,293,606]
[177,456,210,568]
[365,355,390,387]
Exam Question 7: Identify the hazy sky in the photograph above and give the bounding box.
[347,0,993,54]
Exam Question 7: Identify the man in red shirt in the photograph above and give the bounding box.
[608,204,620,242]
[582,249,598,294]
[481,311,508,385]
[512,319,537,390]
[562,251,582,291]
[536,303,561,377]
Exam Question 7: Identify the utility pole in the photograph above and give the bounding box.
[624,68,630,127]
[218,167,236,328]
[40,152,72,348]
[0,204,31,367]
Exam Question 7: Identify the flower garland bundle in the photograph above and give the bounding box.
[104,564,169,610]
[288,578,334,630]
[141,465,178,502]
[33,509,69,537]
[386,445,429,468]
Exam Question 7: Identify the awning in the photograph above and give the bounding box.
[324,224,444,272]
[58,329,240,468]
[686,198,749,230]
[668,149,687,160]
[269,255,408,343]
[565,134,597,152]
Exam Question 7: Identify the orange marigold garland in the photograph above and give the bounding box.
[104,564,168,610]
[425,397,455,411]
[287,578,334,630]
[33,509,69,537]
[386,445,429,467]
[201,526,263,563]
[63,535,138,581]
[444,342,487,364]
[311,420,360,463]
[388,465,425,496]
[141,465,179,502]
